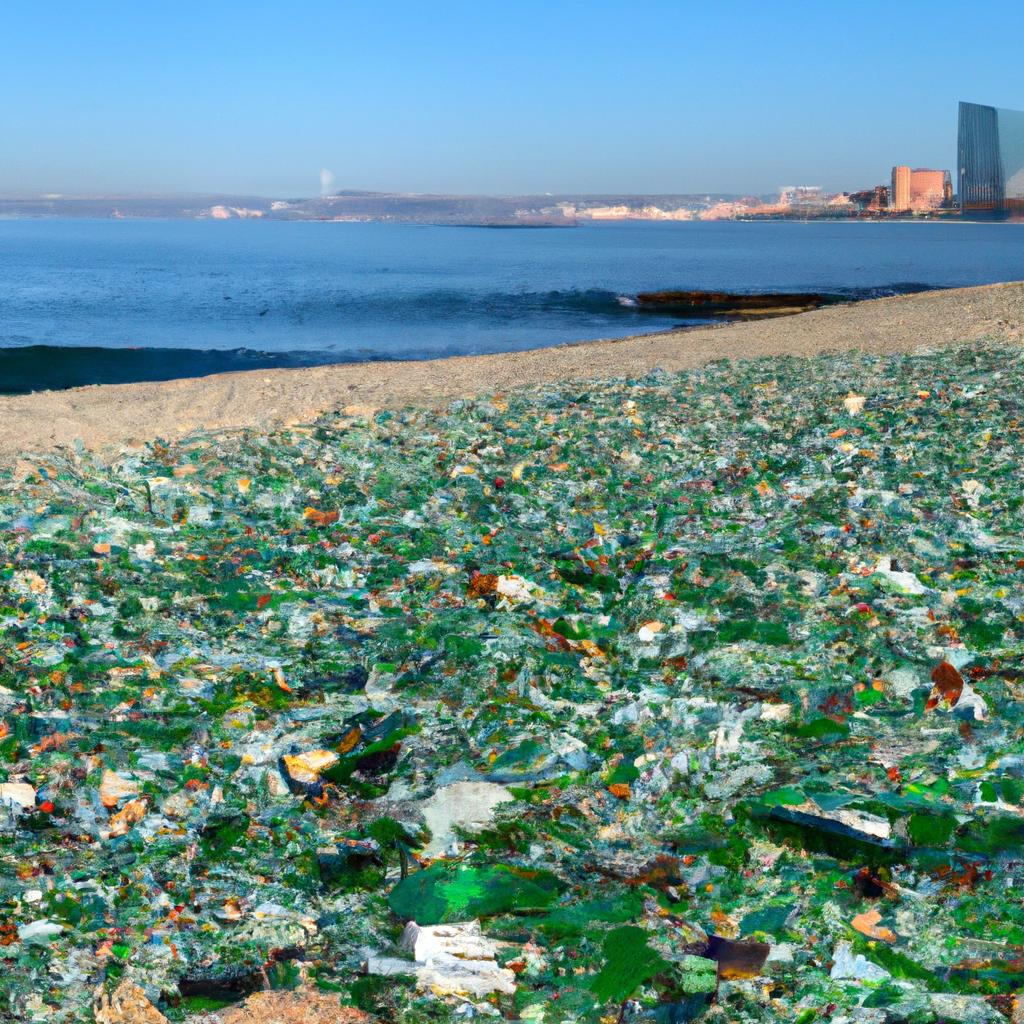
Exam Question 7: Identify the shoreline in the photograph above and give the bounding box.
[1,280,1022,461]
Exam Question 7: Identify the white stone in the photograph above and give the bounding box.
[401,920,496,962]
[400,920,516,998]
[831,806,892,841]
[416,953,516,998]
[928,993,1003,1023]
[418,781,513,857]
[611,701,642,726]
[365,955,417,977]
[955,682,988,721]
[759,703,792,722]
[18,919,65,943]
[830,941,890,981]
[407,559,445,576]
[873,557,928,595]
[550,731,592,771]
[887,667,922,700]
[0,782,36,810]
[495,574,541,605]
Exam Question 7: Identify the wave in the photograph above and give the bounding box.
[0,345,356,395]
[292,288,653,321]
[0,283,941,340]
[834,282,941,300]
[250,283,940,325]
[286,282,940,317]
[0,283,944,393]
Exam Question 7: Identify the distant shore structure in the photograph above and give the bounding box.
[4,102,1024,223]
[889,166,951,214]
[958,101,1024,218]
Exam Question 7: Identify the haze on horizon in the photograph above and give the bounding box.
[2,0,1023,199]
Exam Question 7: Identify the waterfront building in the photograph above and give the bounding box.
[891,166,950,213]
[891,166,911,212]
[958,101,1024,217]
[779,185,825,208]
[909,169,949,211]
[849,185,889,213]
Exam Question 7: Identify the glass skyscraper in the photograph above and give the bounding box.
[958,101,1024,217]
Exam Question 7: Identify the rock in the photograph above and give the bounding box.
[873,556,928,595]
[416,954,517,999]
[418,781,513,857]
[317,839,383,885]
[94,980,168,1024]
[18,919,65,943]
[25,710,73,740]
[178,963,264,1000]
[843,392,867,415]
[705,936,771,979]
[829,941,891,981]
[633,289,840,319]
[0,782,36,811]
[399,921,516,998]
[99,770,139,808]
[611,701,643,726]
[549,731,594,772]
[927,993,1004,1023]
[279,749,340,796]
[401,919,497,962]
[212,988,375,1023]
[769,801,895,846]
[108,798,147,837]
[364,954,417,977]
[494,574,542,606]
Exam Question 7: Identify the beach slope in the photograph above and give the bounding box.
[1,281,1022,458]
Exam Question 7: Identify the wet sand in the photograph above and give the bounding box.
[1,281,1022,461]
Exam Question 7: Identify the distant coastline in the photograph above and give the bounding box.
[0,189,1003,226]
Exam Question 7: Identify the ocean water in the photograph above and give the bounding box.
[0,218,1022,391]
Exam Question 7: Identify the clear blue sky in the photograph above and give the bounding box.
[2,0,1022,198]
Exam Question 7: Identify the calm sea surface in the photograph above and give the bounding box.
[0,218,1022,390]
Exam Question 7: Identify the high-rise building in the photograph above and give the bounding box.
[958,101,1024,217]
[891,166,950,213]
[891,166,911,211]
[909,169,950,211]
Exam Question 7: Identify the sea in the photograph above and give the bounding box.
[1,218,1022,392]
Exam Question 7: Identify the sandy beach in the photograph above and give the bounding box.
[2,280,1022,460]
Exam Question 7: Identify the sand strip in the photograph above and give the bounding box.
[1,281,1022,460]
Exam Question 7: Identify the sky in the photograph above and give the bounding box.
[2,0,1024,198]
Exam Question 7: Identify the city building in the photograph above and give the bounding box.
[826,192,855,211]
[909,169,950,211]
[958,101,1024,217]
[890,166,950,213]
[890,166,912,212]
[849,185,889,213]
[779,185,825,208]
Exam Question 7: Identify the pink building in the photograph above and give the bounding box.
[908,169,948,211]
[891,166,912,211]
[891,167,950,212]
